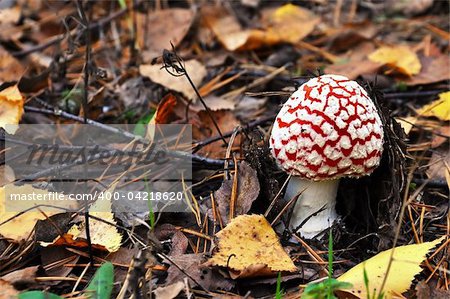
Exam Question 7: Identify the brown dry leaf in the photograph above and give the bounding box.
[0,85,24,134]
[166,253,234,291]
[0,279,19,298]
[139,60,207,100]
[202,4,319,51]
[0,47,24,83]
[416,280,450,299]
[431,126,450,148]
[368,45,421,76]
[325,42,382,80]
[426,148,450,180]
[0,265,39,286]
[51,198,122,252]
[192,109,240,158]
[0,184,78,241]
[405,55,450,85]
[417,91,450,121]
[136,9,195,54]
[205,214,296,278]
[0,7,21,41]
[211,161,260,225]
[40,247,79,278]
[153,281,185,299]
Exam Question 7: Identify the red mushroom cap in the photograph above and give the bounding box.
[270,74,384,181]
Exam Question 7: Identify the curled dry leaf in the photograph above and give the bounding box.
[417,91,450,121]
[205,214,296,279]
[337,237,445,299]
[202,4,319,51]
[368,45,421,76]
[0,265,39,287]
[139,60,207,101]
[211,161,260,225]
[0,85,24,134]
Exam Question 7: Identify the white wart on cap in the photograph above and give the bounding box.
[270,74,384,180]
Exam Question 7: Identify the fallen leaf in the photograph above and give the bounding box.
[210,161,260,225]
[405,55,450,85]
[368,45,421,76]
[416,280,450,299]
[41,247,79,278]
[136,9,195,54]
[0,184,78,241]
[165,253,234,291]
[417,91,450,121]
[54,198,122,252]
[426,149,449,180]
[431,126,450,148]
[337,237,445,299]
[140,60,207,100]
[395,116,417,136]
[0,266,39,286]
[205,214,297,278]
[325,42,381,80]
[153,281,185,299]
[0,47,25,83]
[192,109,240,158]
[202,4,319,51]
[0,85,24,134]
[0,279,19,298]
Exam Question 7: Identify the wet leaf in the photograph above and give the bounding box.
[368,45,421,76]
[140,60,207,100]
[0,85,24,134]
[337,237,445,299]
[205,214,297,278]
[417,91,450,121]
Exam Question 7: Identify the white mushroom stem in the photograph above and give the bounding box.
[285,177,339,239]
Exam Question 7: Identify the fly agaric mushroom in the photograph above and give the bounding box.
[270,74,384,239]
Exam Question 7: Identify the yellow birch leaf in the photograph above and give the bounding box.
[368,46,421,76]
[205,214,296,278]
[337,237,445,299]
[61,196,122,252]
[417,91,450,121]
[0,85,24,134]
[0,184,78,241]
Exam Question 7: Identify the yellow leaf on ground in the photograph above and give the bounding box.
[205,214,296,278]
[337,237,445,299]
[202,4,318,51]
[0,184,78,241]
[53,193,122,252]
[368,46,421,76]
[0,85,24,134]
[417,91,450,121]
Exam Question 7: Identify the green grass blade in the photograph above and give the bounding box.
[85,262,114,299]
